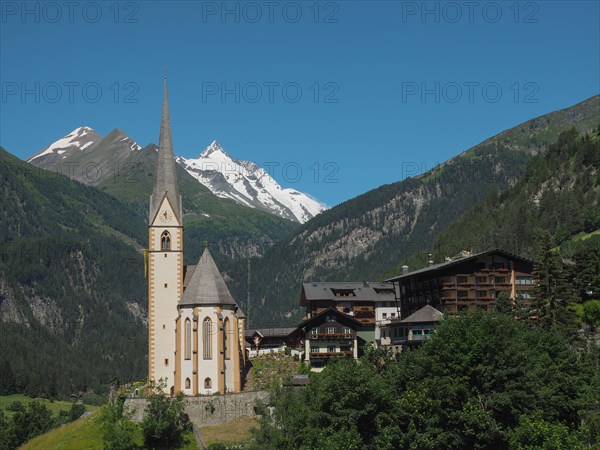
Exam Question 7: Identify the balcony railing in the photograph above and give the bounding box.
[310,333,354,339]
[310,351,353,359]
[409,334,431,341]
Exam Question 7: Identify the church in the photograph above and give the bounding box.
[147,78,246,396]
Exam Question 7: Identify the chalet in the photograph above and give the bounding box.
[386,249,535,318]
[297,307,366,371]
[300,281,398,344]
[245,327,304,358]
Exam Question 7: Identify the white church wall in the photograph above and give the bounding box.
[179,309,194,393]
[196,309,220,394]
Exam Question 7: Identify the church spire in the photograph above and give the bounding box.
[150,76,181,222]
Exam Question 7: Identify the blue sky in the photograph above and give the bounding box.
[1,1,598,207]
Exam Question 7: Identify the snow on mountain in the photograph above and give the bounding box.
[28,127,326,223]
[177,141,327,223]
[28,127,103,164]
[120,136,142,152]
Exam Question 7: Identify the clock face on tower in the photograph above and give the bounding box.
[159,210,173,223]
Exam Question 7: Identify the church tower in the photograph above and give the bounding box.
[148,77,246,396]
[148,77,183,393]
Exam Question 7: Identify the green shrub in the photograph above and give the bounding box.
[141,381,190,449]
[69,403,86,421]
[82,392,107,406]
[582,300,600,327]
[5,401,23,412]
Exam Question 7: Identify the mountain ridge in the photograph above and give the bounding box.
[28,131,325,223]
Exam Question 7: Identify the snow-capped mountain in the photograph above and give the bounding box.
[27,128,327,222]
[177,141,327,223]
[28,127,144,185]
[28,126,103,164]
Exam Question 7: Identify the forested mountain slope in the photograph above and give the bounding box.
[394,127,600,276]
[224,96,600,327]
[0,147,147,396]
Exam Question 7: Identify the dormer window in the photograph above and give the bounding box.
[161,231,171,251]
[331,288,356,297]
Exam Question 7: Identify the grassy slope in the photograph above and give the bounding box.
[20,413,104,450]
[0,394,97,418]
[20,410,198,450]
[200,417,258,446]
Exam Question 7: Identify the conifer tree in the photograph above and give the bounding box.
[531,230,577,333]
[494,292,513,316]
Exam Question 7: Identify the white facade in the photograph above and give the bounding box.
[176,306,241,395]
[374,300,399,341]
[148,197,182,392]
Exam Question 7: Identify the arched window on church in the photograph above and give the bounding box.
[223,318,230,360]
[161,231,171,251]
[184,319,191,360]
[203,318,212,359]
[185,378,191,389]
[204,377,212,389]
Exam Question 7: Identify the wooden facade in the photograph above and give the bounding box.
[300,282,396,326]
[298,308,364,370]
[387,250,535,318]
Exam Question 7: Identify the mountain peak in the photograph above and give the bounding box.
[178,141,327,223]
[28,126,101,163]
[65,126,95,139]
[201,140,229,158]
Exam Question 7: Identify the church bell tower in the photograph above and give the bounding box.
[147,77,183,393]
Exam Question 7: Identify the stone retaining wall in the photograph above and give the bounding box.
[124,390,270,427]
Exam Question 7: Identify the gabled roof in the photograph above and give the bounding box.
[401,305,443,324]
[180,248,237,307]
[150,77,181,223]
[297,307,365,329]
[245,327,300,339]
[302,282,395,302]
[386,249,534,282]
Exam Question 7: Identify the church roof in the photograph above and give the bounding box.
[150,77,181,223]
[183,265,196,289]
[180,248,237,306]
